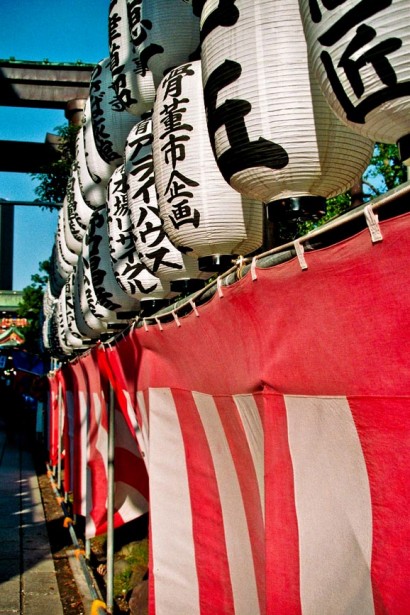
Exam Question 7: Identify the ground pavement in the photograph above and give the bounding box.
[0,424,64,614]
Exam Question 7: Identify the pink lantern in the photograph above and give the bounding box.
[199,0,374,220]
[299,0,410,162]
[153,60,264,271]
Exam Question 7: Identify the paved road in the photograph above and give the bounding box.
[0,427,64,614]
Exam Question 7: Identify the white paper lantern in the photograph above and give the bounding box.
[89,58,139,168]
[73,255,108,339]
[124,119,209,290]
[62,165,94,255]
[108,0,156,116]
[86,208,141,320]
[63,271,92,349]
[55,296,75,357]
[106,164,173,305]
[135,0,200,88]
[76,124,107,209]
[299,0,410,160]
[153,59,264,270]
[199,0,374,217]
[56,207,78,269]
[49,243,67,298]
[43,281,57,319]
[82,98,112,195]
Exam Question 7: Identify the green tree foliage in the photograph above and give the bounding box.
[293,143,407,239]
[31,123,79,211]
[18,260,50,354]
[363,143,407,197]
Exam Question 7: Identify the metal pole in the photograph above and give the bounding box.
[106,383,115,613]
[57,380,63,490]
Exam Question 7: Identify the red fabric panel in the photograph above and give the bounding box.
[60,364,75,494]
[263,392,301,615]
[349,396,410,615]
[172,389,235,614]
[69,360,89,518]
[130,213,410,398]
[47,373,59,467]
[80,350,109,536]
[214,395,266,614]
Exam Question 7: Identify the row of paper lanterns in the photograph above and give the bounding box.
[43,0,409,357]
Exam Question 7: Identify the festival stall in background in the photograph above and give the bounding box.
[45,1,410,613]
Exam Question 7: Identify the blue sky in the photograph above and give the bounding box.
[0,0,108,290]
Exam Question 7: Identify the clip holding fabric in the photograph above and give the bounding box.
[364,205,383,243]
[154,317,163,332]
[143,319,149,332]
[217,276,224,298]
[189,299,200,317]
[251,256,258,281]
[294,240,308,270]
[172,311,181,328]
[236,255,246,279]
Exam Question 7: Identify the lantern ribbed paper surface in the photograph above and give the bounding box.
[299,0,410,156]
[109,0,156,116]
[75,123,108,209]
[81,99,114,206]
[90,58,139,168]
[199,0,374,206]
[60,275,90,350]
[87,208,141,317]
[135,0,200,88]
[56,208,78,268]
[73,255,108,339]
[55,298,73,356]
[49,243,67,298]
[106,165,172,301]
[124,119,206,287]
[153,60,264,260]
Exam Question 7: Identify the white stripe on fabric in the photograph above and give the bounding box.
[149,388,200,615]
[193,391,261,615]
[114,481,148,524]
[79,391,88,518]
[285,395,374,615]
[93,392,108,477]
[233,394,265,523]
[136,390,150,467]
[123,389,148,470]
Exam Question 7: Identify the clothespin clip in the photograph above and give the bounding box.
[294,240,308,270]
[364,205,383,243]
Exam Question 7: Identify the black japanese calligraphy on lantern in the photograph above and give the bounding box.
[309,0,410,123]
[199,0,239,43]
[90,63,119,164]
[203,60,289,183]
[159,65,201,230]
[127,0,164,74]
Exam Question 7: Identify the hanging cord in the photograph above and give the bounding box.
[46,464,107,614]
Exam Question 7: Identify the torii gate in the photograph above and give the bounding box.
[0,59,93,289]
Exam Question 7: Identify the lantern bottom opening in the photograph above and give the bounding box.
[266,196,326,222]
[170,278,206,293]
[198,254,236,273]
[397,133,410,166]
